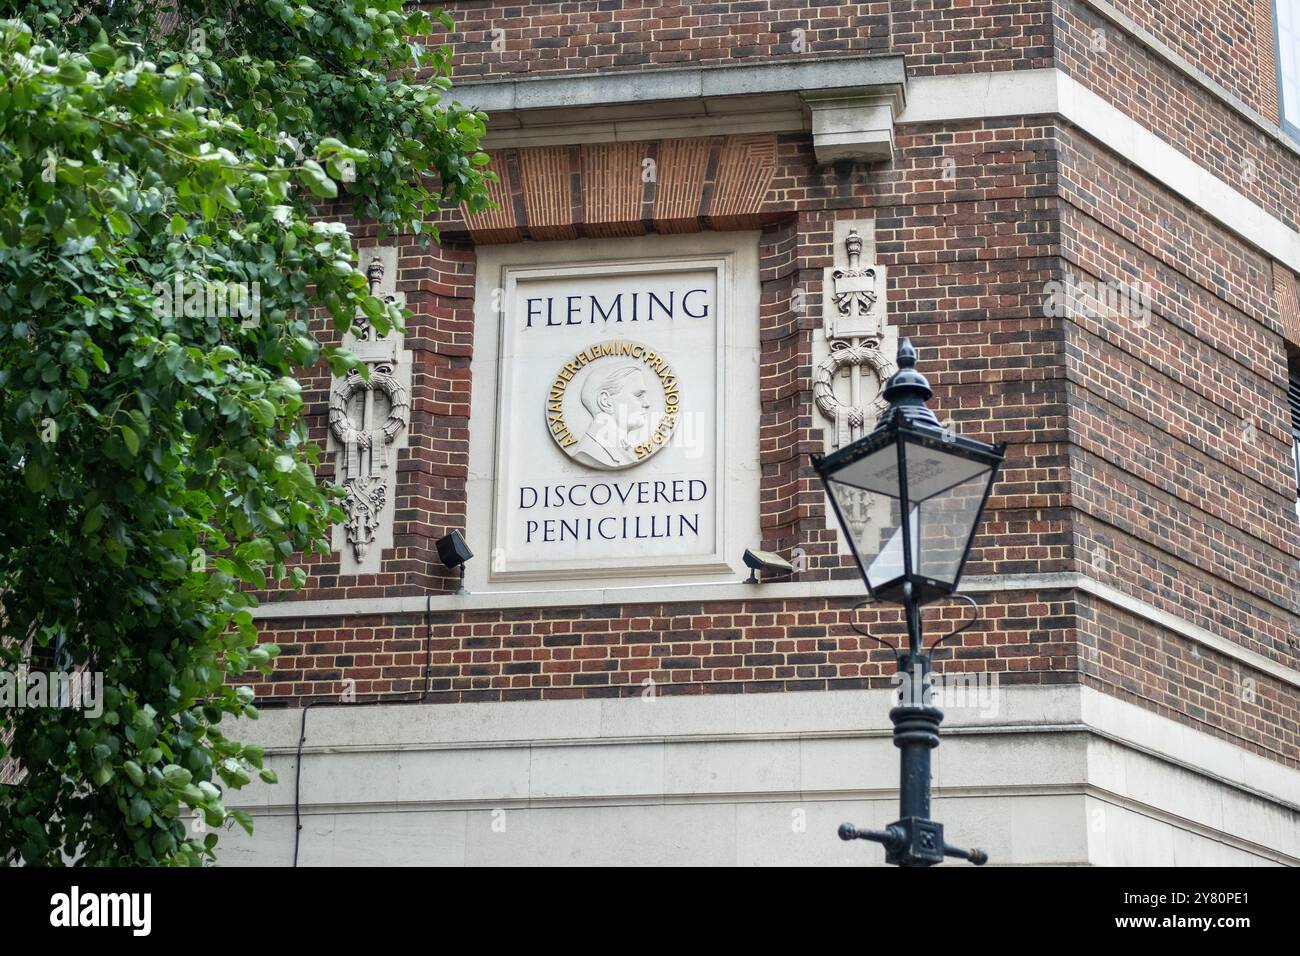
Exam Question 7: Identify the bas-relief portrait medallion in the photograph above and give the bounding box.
[546,340,680,471]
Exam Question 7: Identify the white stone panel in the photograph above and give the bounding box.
[468,232,762,590]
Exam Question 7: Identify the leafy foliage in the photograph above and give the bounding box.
[0,1,491,864]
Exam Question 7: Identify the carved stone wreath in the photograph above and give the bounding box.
[812,338,896,435]
[328,366,409,471]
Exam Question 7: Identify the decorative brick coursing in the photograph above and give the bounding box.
[463,162,522,243]
[653,137,714,231]
[713,135,780,227]
[518,146,578,240]
[581,142,645,238]
[461,134,778,241]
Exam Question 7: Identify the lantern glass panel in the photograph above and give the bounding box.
[866,504,918,586]
[821,439,908,594]
[914,468,993,588]
[823,440,905,498]
[900,437,995,505]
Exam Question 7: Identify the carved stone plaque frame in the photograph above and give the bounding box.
[467,232,762,589]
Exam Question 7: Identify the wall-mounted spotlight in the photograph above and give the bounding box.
[743,548,794,584]
[436,530,473,596]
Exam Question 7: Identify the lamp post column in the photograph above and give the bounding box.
[820,338,1003,867]
[887,587,946,866]
[839,589,989,866]
[895,589,938,829]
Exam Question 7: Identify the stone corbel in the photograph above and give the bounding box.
[800,86,905,164]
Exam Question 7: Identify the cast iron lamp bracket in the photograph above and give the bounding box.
[839,821,988,866]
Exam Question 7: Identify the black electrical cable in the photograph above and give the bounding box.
[423,591,434,701]
[289,691,430,866]
[288,592,439,866]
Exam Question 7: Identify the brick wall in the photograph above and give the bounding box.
[251,1,1300,771]
[1055,124,1300,667]
[1077,593,1300,767]
[1097,0,1267,111]
[255,587,1079,701]
[1055,0,1300,230]
[430,0,1052,80]
[436,1,892,78]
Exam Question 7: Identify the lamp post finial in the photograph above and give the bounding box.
[881,337,937,427]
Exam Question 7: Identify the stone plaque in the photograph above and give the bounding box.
[470,235,760,586]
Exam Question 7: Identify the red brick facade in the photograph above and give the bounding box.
[252,1,1300,772]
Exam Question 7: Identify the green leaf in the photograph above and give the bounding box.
[297,160,338,198]
[0,0,492,868]
[56,60,86,84]
[128,797,151,824]
[82,506,103,534]
[163,765,193,788]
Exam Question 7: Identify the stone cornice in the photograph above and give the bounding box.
[453,54,907,159]
[449,60,1300,274]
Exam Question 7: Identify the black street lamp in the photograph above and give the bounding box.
[811,338,1005,867]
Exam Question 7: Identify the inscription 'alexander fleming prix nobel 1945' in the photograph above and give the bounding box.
[547,341,680,461]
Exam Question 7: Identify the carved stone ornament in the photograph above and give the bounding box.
[328,247,411,568]
[354,254,395,343]
[817,225,896,446]
[813,338,896,448]
[825,226,887,341]
[329,363,409,562]
[816,222,897,548]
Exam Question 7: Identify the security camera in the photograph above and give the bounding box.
[743,548,794,584]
